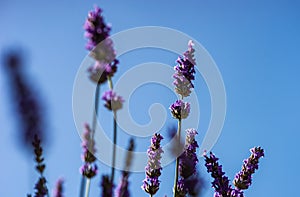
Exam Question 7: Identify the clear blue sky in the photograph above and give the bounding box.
[0,0,300,197]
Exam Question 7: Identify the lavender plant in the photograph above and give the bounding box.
[81,5,124,197]
[169,40,197,197]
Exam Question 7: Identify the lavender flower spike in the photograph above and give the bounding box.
[142,133,164,196]
[53,178,64,197]
[102,90,124,111]
[179,129,199,179]
[173,40,196,98]
[203,151,238,197]
[170,100,190,119]
[80,123,97,178]
[84,6,111,51]
[233,146,264,190]
[84,6,119,84]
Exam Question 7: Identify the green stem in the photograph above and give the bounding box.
[84,178,91,197]
[111,110,117,183]
[79,176,86,197]
[92,83,101,139]
[173,119,182,196]
[107,76,113,90]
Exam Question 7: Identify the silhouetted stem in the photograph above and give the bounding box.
[173,119,182,196]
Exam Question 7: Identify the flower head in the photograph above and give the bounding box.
[80,123,97,178]
[170,100,190,119]
[84,6,119,84]
[102,90,124,111]
[173,40,196,98]
[142,133,164,195]
[233,147,264,190]
[179,129,199,179]
[3,51,46,151]
[84,6,111,51]
[203,151,233,196]
[88,59,118,84]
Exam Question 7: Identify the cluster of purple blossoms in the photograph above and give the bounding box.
[84,6,111,51]
[84,6,118,84]
[175,129,199,196]
[88,59,119,84]
[102,90,124,111]
[142,133,164,196]
[233,147,264,190]
[203,151,240,197]
[173,40,196,98]
[80,124,97,178]
[170,100,190,119]
[53,178,64,197]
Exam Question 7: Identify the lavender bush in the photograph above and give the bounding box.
[2,4,265,197]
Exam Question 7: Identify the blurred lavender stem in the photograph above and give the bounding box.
[92,84,101,139]
[173,119,182,196]
[111,110,117,183]
[107,76,117,184]
[79,177,86,197]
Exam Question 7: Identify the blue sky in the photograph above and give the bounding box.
[0,0,300,196]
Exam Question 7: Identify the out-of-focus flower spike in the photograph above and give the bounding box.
[53,178,64,197]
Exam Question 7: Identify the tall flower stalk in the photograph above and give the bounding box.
[142,133,164,197]
[79,124,97,197]
[102,89,124,184]
[81,5,119,197]
[32,135,49,197]
[170,40,196,196]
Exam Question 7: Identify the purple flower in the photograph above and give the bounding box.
[88,59,118,84]
[233,147,264,190]
[179,129,199,179]
[3,51,46,151]
[173,40,196,98]
[170,100,190,119]
[102,90,124,111]
[84,6,111,51]
[176,178,188,197]
[142,133,164,195]
[84,6,119,84]
[80,124,97,178]
[53,178,64,197]
[203,151,233,197]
